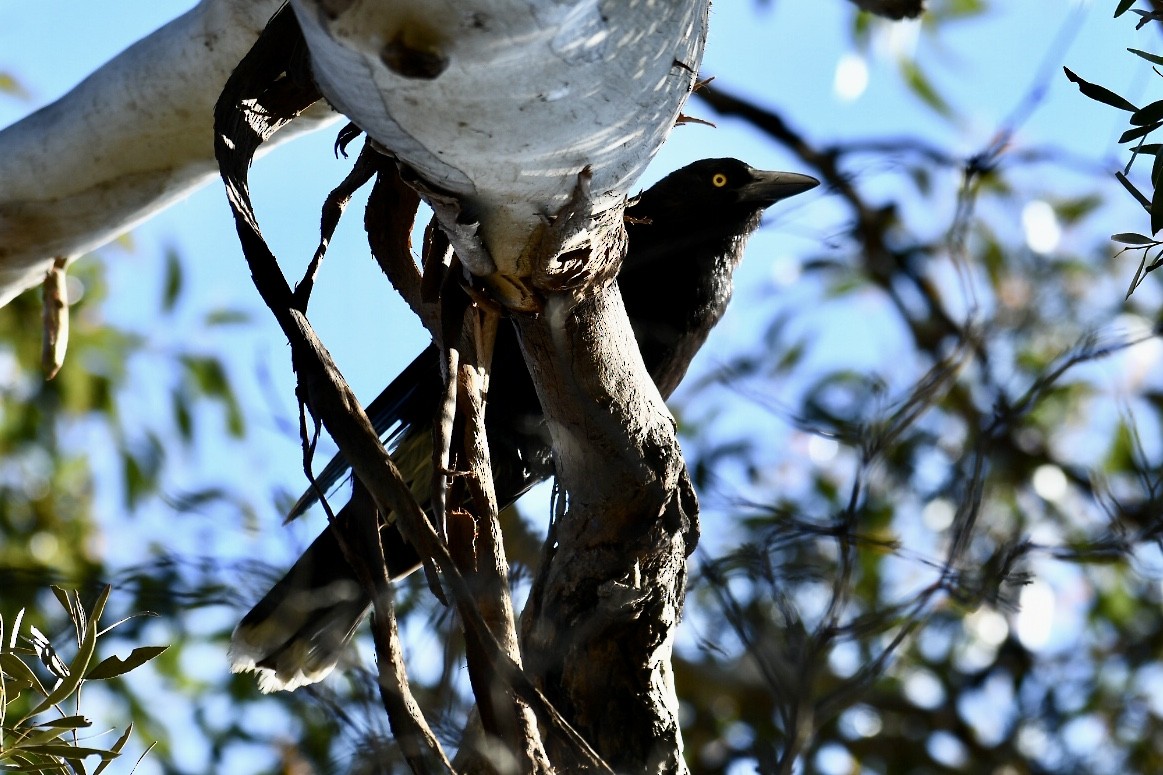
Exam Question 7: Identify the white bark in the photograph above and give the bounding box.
[0,0,337,308]
[291,0,707,295]
[0,0,707,309]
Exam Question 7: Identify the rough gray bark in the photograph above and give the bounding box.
[516,285,698,773]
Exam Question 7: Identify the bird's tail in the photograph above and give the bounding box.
[231,434,430,693]
[230,499,423,692]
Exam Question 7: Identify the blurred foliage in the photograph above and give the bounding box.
[4,1,1163,774]
[0,72,29,101]
[848,0,987,119]
[0,252,355,774]
[0,586,165,774]
[671,2,1163,773]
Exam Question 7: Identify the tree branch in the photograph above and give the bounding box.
[516,284,698,773]
[0,0,336,307]
[213,10,615,769]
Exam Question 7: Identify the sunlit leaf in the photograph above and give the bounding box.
[31,716,91,730]
[27,618,96,717]
[92,726,133,775]
[0,652,47,696]
[27,625,69,680]
[17,744,115,760]
[86,647,167,681]
[1111,233,1156,244]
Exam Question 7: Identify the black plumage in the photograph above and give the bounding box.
[230,158,818,692]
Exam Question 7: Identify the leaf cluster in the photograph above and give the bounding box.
[0,587,165,774]
[1065,4,1163,296]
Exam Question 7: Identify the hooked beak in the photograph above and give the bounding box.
[740,169,820,204]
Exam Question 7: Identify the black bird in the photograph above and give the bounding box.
[231,159,818,692]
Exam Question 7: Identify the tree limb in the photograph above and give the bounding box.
[0,0,336,307]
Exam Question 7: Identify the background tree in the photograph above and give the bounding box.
[1,1,1161,773]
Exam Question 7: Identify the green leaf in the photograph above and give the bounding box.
[1063,67,1138,112]
[1128,47,1163,66]
[1116,0,1137,17]
[161,249,182,314]
[942,0,985,19]
[225,395,245,438]
[49,588,82,645]
[1055,194,1103,224]
[88,587,111,632]
[17,744,115,760]
[203,309,250,326]
[0,652,48,696]
[1112,232,1156,244]
[32,715,92,730]
[1151,170,1163,234]
[172,391,193,443]
[0,72,29,99]
[92,726,132,775]
[1,763,71,773]
[85,646,167,680]
[900,60,953,118]
[27,609,99,717]
[17,717,93,749]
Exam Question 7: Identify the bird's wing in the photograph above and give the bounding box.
[285,345,443,521]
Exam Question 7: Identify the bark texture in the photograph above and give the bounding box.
[0,0,336,306]
[516,286,698,773]
[290,0,708,308]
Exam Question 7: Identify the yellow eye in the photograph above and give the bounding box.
[711,173,728,188]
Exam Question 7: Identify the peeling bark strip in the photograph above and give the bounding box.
[210,11,450,769]
[215,8,615,771]
[41,257,68,379]
[284,4,708,769]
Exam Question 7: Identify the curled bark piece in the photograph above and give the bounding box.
[41,257,68,380]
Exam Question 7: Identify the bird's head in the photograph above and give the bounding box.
[630,158,819,229]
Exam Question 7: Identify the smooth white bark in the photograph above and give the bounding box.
[292,0,707,285]
[0,0,708,309]
[0,0,336,307]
